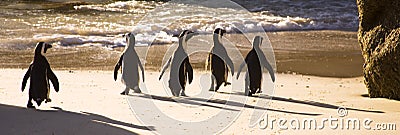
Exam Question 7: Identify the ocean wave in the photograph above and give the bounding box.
[0,0,358,48]
[74,1,161,13]
[29,31,177,47]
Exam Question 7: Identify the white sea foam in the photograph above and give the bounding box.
[0,0,358,48]
[74,0,160,13]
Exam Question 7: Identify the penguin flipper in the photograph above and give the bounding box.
[224,54,235,76]
[21,64,32,92]
[47,68,59,92]
[159,57,172,80]
[260,53,275,82]
[205,52,212,71]
[185,57,193,84]
[114,54,124,81]
[236,60,246,79]
[137,57,145,82]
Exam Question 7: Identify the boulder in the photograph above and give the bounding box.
[357,0,400,99]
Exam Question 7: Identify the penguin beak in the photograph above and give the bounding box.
[46,43,52,49]
[43,43,52,54]
[44,44,53,53]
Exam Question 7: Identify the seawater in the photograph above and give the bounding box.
[0,0,358,48]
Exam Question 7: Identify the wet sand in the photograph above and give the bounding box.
[0,30,363,77]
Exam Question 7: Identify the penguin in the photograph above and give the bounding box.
[114,32,145,95]
[159,30,196,97]
[236,36,275,96]
[21,42,59,108]
[205,28,234,91]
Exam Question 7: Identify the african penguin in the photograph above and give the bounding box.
[21,42,59,108]
[159,30,196,97]
[114,32,145,95]
[205,28,234,91]
[236,36,275,96]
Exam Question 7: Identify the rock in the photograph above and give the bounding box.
[357,0,400,99]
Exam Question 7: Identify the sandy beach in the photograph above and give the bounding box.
[2,0,398,134]
[0,69,399,134]
[0,30,398,134]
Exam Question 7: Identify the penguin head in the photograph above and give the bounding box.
[253,36,263,48]
[123,32,135,47]
[213,28,226,37]
[35,42,52,56]
[178,30,196,43]
[213,28,226,43]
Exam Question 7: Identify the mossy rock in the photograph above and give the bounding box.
[357,0,400,99]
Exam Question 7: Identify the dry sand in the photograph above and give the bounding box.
[0,30,398,134]
[0,69,399,134]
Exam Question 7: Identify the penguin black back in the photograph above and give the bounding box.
[245,36,263,94]
[207,28,233,91]
[237,36,275,96]
[159,30,195,96]
[21,42,59,108]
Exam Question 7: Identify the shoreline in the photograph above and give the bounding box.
[0,30,362,77]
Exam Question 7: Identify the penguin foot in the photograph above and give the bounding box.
[215,86,221,92]
[224,82,231,86]
[45,98,52,103]
[246,92,252,97]
[120,91,128,95]
[133,89,142,93]
[180,91,187,97]
[208,89,215,92]
[27,104,35,109]
[245,88,253,97]
[251,89,258,94]
[171,91,176,97]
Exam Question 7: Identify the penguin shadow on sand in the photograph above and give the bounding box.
[237,36,275,96]
[114,32,145,95]
[21,42,59,109]
[205,28,235,92]
[214,91,384,114]
[159,30,197,97]
[130,93,321,116]
[0,104,154,134]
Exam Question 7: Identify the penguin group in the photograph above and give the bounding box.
[21,28,275,108]
[114,28,275,97]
